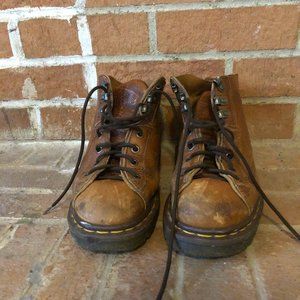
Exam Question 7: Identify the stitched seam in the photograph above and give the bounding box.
[175,198,261,239]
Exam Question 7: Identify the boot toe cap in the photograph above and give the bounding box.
[178,178,250,231]
[73,180,145,228]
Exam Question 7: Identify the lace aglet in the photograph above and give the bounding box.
[43,205,55,215]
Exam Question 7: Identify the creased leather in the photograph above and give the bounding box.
[173,74,259,231]
[71,75,165,227]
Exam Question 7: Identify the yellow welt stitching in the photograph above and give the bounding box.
[72,199,156,235]
[176,200,261,239]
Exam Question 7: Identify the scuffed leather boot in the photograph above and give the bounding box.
[157,74,299,298]
[47,75,166,252]
[164,74,263,258]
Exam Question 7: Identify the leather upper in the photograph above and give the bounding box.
[71,75,165,228]
[171,74,260,232]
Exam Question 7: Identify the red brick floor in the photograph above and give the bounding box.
[0,141,299,299]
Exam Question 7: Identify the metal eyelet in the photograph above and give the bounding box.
[147,95,153,103]
[218,110,229,119]
[131,159,137,165]
[136,130,143,138]
[155,84,163,90]
[171,83,178,93]
[213,77,224,91]
[187,142,194,151]
[95,145,102,153]
[226,152,233,159]
[140,105,148,114]
[214,97,228,105]
[131,145,140,153]
[101,93,109,101]
[181,103,188,112]
[179,93,186,101]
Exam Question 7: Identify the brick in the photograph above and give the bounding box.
[257,169,300,192]
[0,168,70,189]
[157,6,298,53]
[0,107,34,140]
[97,60,224,92]
[261,191,300,225]
[22,142,75,167]
[0,65,86,100]
[19,18,81,58]
[249,226,300,299]
[41,106,95,139]
[234,57,300,97]
[90,225,176,299]
[0,143,34,164]
[182,252,256,299]
[0,23,12,58]
[89,14,149,55]
[243,104,296,139]
[34,233,106,299]
[253,143,300,170]
[0,193,69,219]
[0,224,65,299]
[87,0,213,6]
[0,0,74,9]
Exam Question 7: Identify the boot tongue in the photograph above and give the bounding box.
[192,90,219,176]
[111,80,148,143]
[98,80,148,180]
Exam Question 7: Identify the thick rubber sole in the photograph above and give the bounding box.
[163,198,263,258]
[68,193,160,253]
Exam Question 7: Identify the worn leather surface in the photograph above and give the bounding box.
[71,75,165,228]
[172,74,259,232]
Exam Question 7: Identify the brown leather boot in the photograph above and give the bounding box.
[47,75,166,252]
[162,74,299,260]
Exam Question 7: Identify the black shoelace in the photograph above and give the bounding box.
[44,84,176,214]
[156,79,300,299]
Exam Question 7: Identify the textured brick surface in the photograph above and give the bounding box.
[0,192,68,219]
[157,6,299,53]
[253,143,300,170]
[261,192,300,225]
[0,65,86,100]
[257,169,300,192]
[0,23,12,58]
[0,168,70,189]
[0,224,66,299]
[249,226,300,299]
[0,0,74,9]
[19,18,81,58]
[0,107,34,140]
[87,0,213,6]
[33,233,106,300]
[97,60,225,91]
[89,14,149,55]
[41,106,95,139]
[183,253,256,299]
[234,57,300,97]
[243,104,296,139]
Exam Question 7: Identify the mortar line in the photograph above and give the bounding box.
[0,216,68,225]
[20,228,69,299]
[0,96,298,110]
[148,11,158,54]
[7,20,25,59]
[0,49,299,69]
[224,58,234,75]
[246,247,268,300]
[90,255,118,299]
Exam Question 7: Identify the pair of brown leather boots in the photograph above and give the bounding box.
[47,73,299,298]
